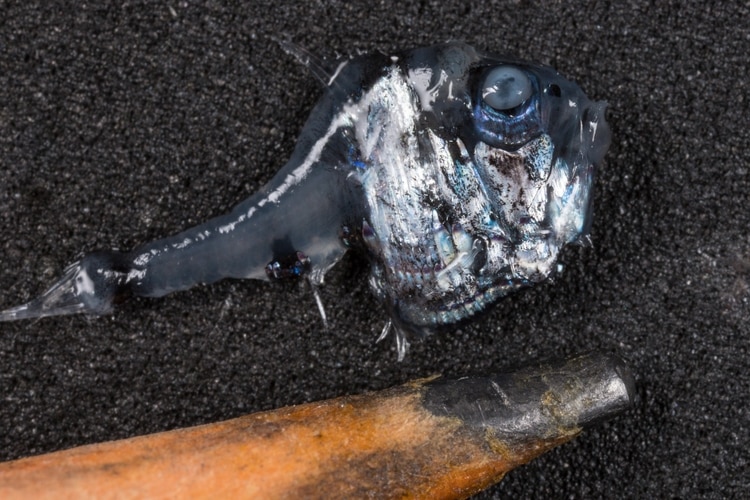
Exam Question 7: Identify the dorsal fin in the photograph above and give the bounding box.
[273,37,347,89]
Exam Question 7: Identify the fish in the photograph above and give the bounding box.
[0,42,610,359]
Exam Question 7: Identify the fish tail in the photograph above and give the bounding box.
[0,162,350,321]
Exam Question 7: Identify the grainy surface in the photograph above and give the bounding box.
[0,1,747,498]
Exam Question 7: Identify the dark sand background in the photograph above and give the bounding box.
[1,1,747,497]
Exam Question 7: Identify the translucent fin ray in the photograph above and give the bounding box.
[0,263,89,321]
[273,37,343,88]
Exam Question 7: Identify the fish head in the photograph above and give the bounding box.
[346,43,610,332]
[470,53,610,244]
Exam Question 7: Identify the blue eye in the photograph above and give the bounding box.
[482,66,532,111]
[473,65,541,148]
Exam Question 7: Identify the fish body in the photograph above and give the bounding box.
[0,42,610,355]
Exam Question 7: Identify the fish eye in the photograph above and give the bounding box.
[481,66,532,112]
[473,65,541,148]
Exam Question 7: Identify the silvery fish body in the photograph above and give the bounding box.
[0,42,610,356]
[345,45,608,334]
